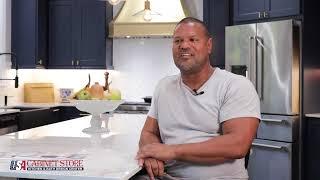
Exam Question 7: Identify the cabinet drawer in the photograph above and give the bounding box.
[257,115,299,142]
[248,139,297,180]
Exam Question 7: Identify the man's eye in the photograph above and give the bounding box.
[174,39,181,44]
[190,38,199,43]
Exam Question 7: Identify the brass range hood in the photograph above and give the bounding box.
[109,0,189,38]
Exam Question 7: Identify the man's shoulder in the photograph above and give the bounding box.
[158,74,180,86]
[214,68,249,84]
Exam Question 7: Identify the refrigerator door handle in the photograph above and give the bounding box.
[248,36,255,84]
[252,142,288,151]
[256,36,266,49]
[255,36,264,100]
[260,118,288,124]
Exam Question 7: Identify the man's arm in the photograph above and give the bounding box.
[139,116,162,147]
[137,117,259,164]
[138,116,165,178]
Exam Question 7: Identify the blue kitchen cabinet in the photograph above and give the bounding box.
[48,0,112,69]
[233,0,265,22]
[48,0,75,68]
[267,0,300,18]
[203,0,230,68]
[233,0,300,22]
[304,116,320,180]
[77,0,111,69]
[60,106,89,121]
[11,0,48,68]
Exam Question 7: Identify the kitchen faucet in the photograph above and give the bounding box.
[0,52,19,88]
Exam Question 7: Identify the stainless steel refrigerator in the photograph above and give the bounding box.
[225,19,301,180]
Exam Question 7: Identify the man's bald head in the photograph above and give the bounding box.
[175,17,211,39]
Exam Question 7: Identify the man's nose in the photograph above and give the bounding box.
[179,40,190,49]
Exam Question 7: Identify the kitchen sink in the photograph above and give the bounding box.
[115,102,150,114]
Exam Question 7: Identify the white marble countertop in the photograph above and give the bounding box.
[305,113,320,118]
[0,102,76,115]
[0,102,76,109]
[0,109,20,115]
[0,113,147,179]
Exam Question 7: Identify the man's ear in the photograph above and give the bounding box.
[207,37,213,54]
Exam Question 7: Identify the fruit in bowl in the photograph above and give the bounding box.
[89,82,104,99]
[73,72,122,101]
[104,89,121,100]
[76,89,92,100]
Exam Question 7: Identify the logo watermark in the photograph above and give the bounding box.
[10,160,84,171]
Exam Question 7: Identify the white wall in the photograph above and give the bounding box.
[1,0,203,105]
[0,0,13,105]
[0,0,11,88]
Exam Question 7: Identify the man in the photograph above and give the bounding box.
[135,17,260,180]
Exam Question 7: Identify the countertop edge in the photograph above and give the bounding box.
[305,113,320,118]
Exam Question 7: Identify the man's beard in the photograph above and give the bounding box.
[174,59,203,75]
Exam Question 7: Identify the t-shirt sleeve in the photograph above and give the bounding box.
[219,76,261,123]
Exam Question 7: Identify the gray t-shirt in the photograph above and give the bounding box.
[148,68,261,180]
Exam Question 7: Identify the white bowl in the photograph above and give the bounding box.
[74,99,125,115]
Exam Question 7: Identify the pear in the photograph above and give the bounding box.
[76,89,92,100]
[90,82,104,99]
[104,89,121,100]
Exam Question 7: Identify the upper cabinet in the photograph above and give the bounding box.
[12,0,48,68]
[47,0,74,68]
[11,0,112,69]
[203,0,230,68]
[48,0,112,69]
[233,0,300,22]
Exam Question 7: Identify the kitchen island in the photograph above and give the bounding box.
[0,113,146,179]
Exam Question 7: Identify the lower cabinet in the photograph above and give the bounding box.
[0,113,18,135]
[60,106,89,121]
[248,139,298,180]
[304,117,320,180]
[18,108,61,131]
[17,106,90,131]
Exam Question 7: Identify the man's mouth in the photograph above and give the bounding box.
[180,53,192,57]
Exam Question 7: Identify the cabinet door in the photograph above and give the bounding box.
[49,108,61,124]
[60,106,89,121]
[18,108,53,131]
[248,139,295,180]
[305,118,320,180]
[267,0,300,18]
[12,0,47,69]
[203,0,230,68]
[37,0,49,67]
[76,0,107,69]
[48,0,111,69]
[233,0,265,22]
[48,0,76,68]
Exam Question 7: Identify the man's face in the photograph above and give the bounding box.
[172,22,212,74]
